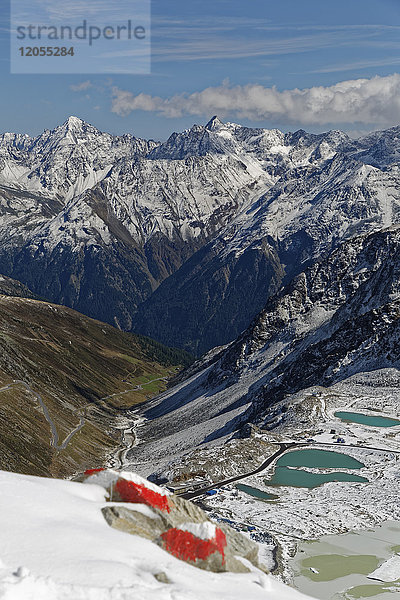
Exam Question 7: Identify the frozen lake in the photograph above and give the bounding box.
[290,521,400,600]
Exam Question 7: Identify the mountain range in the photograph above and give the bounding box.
[2,116,400,356]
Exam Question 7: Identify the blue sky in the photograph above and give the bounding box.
[1,0,400,139]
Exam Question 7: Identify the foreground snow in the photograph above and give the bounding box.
[0,470,310,600]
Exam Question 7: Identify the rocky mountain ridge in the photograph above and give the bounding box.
[0,116,274,328]
[125,226,400,475]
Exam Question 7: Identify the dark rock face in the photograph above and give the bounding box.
[1,227,202,330]
[211,226,400,427]
[132,241,285,356]
[132,146,400,356]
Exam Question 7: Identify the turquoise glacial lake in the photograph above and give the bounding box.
[236,483,278,500]
[335,411,400,428]
[264,449,368,489]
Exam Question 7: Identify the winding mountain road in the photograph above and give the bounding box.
[100,377,168,403]
[0,375,168,454]
[0,380,84,451]
[181,442,299,500]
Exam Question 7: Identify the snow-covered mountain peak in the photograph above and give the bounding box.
[323,129,351,144]
[205,115,224,131]
[61,116,92,133]
[0,116,158,201]
[64,115,87,129]
[348,125,400,167]
[358,124,400,145]
[148,121,236,159]
[45,115,103,146]
[0,131,31,144]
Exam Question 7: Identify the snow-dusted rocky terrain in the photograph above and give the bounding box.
[132,122,400,354]
[118,224,400,598]
[122,366,400,597]
[199,374,400,578]
[2,116,400,600]
[124,225,400,476]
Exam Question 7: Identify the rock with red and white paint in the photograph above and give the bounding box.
[96,469,265,575]
[81,469,171,512]
[160,522,227,571]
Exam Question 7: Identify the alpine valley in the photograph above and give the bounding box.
[1,116,400,600]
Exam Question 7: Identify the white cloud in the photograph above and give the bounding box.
[111,74,400,127]
[70,80,93,92]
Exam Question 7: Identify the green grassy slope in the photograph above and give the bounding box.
[0,295,192,478]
